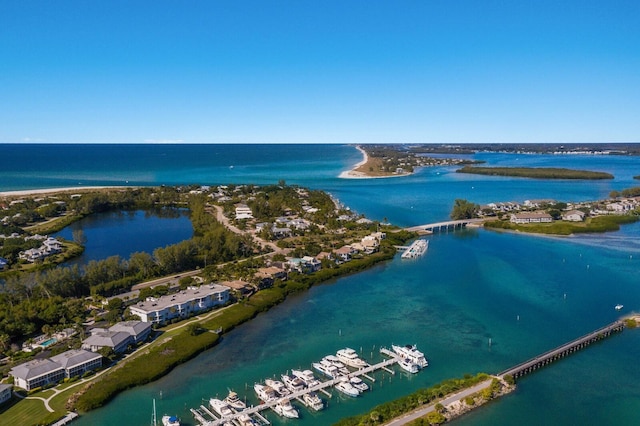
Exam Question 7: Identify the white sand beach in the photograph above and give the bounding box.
[338,145,412,179]
[0,186,126,198]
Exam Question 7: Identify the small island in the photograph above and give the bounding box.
[456,165,614,180]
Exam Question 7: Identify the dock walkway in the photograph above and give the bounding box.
[194,354,403,425]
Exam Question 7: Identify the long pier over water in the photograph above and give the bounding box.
[499,320,625,380]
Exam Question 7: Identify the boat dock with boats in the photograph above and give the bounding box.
[190,345,427,425]
[400,239,429,259]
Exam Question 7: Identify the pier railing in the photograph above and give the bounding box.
[498,320,625,379]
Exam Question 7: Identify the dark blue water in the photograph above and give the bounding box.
[53,209,193,265]
[3,144,640,425]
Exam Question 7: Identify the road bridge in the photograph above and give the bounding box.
[405,218,485,234]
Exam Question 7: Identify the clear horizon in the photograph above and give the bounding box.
[2,1,639,144]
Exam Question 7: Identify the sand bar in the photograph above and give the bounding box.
[0,186,127,198]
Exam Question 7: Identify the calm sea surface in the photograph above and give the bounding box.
[2,144,640,425]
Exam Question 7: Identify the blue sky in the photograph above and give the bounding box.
[1,1,639,144]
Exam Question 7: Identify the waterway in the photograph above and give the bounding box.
[2,144,640,425]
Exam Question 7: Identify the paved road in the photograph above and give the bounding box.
[384,379,493,426]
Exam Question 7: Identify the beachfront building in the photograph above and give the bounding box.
[510,212,553,224]
[255,266,287,289]
[129,284,230,324]
[10,349,102,391]
[0,384,13,404]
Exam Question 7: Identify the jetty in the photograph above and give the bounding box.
[191,349,416,426]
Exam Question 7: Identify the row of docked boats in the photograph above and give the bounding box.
[193,345,427,424]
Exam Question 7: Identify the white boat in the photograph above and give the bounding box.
[615,304,624,310]
[302,391,324,411]
[323,355,348,369]
[398,358,419,374]
[272,398,299,418]
[281,373,306,392]
[401,239,428,259]
[392,344,428,368]
[162,415,180,426]
[223,389,246,411]
[349,376,369,391]
[291,369,321,388]
[209,398,234,418]
[336,348,369,369]
[313,360,342,379]
[254,384,278,402]
[237,414,257,426]
[265,378,290,396]
[334,380,360,397]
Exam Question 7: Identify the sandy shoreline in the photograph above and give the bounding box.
[0,186,127,198]
[338,145,413,179]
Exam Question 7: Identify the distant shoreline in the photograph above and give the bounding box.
[338,145,413,179]
[0,186,127,198]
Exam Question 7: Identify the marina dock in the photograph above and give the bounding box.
[400,239,428,259]
[191,348,415,426]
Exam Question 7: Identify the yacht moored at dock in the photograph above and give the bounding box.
[313,360,342,379]
[272,398,299,418]
[265,378,290,396]
[401,239,429,259]
[281,373,306,392]
[302,391,324,411]
[391,344,428,368]
[291,369,321,388]
[349,376,369,391]
[336,348,369,369]
[253,384,278,403]
[162,415,181,426]
[209,398,234,418]
[223,389,246,411]
[334,379,360,397]
[398,358,419,373]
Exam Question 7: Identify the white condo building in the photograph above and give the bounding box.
[129,284,230,324]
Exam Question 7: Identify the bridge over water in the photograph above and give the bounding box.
[499,320,626,380]
[405,218,485,234]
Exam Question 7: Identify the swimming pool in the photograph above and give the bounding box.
[39,338,57,347]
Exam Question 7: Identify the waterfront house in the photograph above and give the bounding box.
[255,266,288,288]
[562,210,586,222]
[128,284,230,324]
[510,212,553,224]
[10,349,102,391]
[0,384,13,404]
[334,245,355,262]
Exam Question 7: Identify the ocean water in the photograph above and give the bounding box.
[3,144,640,425]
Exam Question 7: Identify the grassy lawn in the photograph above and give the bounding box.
[1,397,59,426]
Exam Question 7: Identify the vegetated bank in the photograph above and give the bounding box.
[485,214,639,235]
[333,373,514,426]
[72,235,412,412]
[456,166,614,180]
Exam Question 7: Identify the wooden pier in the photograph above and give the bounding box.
[499,320,625,380]
[192,352,406,426]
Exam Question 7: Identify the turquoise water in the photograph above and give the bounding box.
[3,144,640,425]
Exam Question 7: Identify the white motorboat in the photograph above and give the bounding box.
[615,304,624,310]
[313,360,341,379]
[265,378,290,396]
[336,348,369,369]
[281,373,306,392]
[254,383,278,402]
[398,358,419,374]
[349,376,369,391]
[291,369,321,388]
[237,414,257,426]
[303,391,324,411]
[223,389,246,411]
[273,398,299,418]
[209,398,234,418]
[334,380,360,397]
[323,355,348,369]
[391,344,428,368]
[162,415,180,426]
